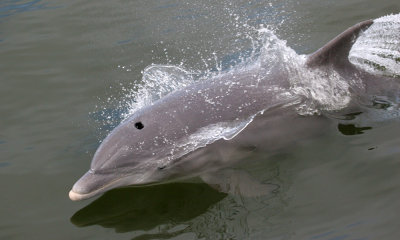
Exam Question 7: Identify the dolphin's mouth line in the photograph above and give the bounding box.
[69,187,106,201]
[69,177,121,201]
[69,173,145,201]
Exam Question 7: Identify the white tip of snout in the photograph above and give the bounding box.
[69,189,84,201]
[69,188,103,201]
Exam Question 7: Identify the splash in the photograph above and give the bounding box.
[120,65,200,120]
[102,14,389,150]
[290,63,352,115]
[349,13,400,77]
[257,28,352,115]
[120,26,354,121]
[121,26,357,166]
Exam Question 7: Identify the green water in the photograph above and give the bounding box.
[1,0,399,239]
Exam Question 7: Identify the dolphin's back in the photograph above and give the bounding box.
[132,64,298,135]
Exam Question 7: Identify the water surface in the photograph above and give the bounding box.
[1,0,399,239]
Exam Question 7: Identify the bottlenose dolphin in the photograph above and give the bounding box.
[69,15,400,201]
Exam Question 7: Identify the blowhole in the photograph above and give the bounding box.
[135,122,144,130]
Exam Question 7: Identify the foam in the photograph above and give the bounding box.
[349,13,400,77]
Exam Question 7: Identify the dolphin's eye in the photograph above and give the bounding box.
[134,122,144,130]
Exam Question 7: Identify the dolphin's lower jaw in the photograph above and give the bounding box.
[69,186,109,201]
[69,171,154,201]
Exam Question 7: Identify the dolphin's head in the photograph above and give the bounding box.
[69,106,190,201]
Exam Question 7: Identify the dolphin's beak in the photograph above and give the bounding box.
[69,171,130,201]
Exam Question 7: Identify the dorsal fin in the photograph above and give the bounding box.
[306,19,373,68]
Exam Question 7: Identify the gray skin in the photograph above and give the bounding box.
[69,18,398,201]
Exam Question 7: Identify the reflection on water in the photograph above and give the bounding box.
[337,124,372,136]
[71,183,226,234]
